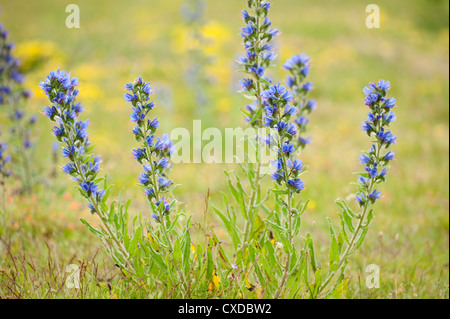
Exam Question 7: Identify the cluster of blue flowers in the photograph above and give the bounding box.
[0,23,25,98]
[0,20,34,150]
[284,53,316,149]
[125,78,176,220]
[180,0,206,25]
[238,0,279,126]
[180,0,210,115]
[356,80,397,206]
[40,70,105,212]
[262,83,305,193]
[0,127,12,181]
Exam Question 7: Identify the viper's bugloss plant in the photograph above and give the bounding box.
[180,0,211,116]
[284,53,316,149]
[40,70,106,213]
[0,127,11,221]
[40,70,145,281]
[0,15,36,194]
[260,82,308,297]
[214,0,282,277]
[310,80,397,299]
[125,78,180,253]
[239,0,279,126]
[41,69,199,297]
[0,128,11,180]
[37,2,399,299]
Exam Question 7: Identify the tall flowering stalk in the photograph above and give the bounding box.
[0,127,11,229]
[316,80,397,298]
[0,18,35,194]
[239,0,278,126]
[125,78,178,254]
[236,0,279,255]
[40,70,136,275]
[180,0,210,115]
[284,53,317,149]
[260,83,307,297]
[125,78,196,292]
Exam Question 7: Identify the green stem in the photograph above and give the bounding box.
[242,1,264,250]
[317,141,382,298]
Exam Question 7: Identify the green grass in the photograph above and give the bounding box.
[0,0,448,298]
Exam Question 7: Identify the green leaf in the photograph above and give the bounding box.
[264,219,285,233]
[225,171,247,219]
[305,234,317,272]
[326,218,339,272]
[247,108,264,126]
[336,199,360,219]
[148,243,168,272]
[211,205,241,250]
[80,219,104,237]
[355,227,369,250]
[128,226,142,256]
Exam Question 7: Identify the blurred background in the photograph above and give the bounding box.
[0,0,448,298]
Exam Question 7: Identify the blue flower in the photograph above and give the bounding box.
[124,93,138,103]
[146,135,155,146]
[240,78,254,91]
[295,116,309,127]
[52,125,65,137]
[148,118,159,130]
[305,99,317,112]
[285,123,297,136]
[384,98,396,108]
[138,173,150,185]
[284,104,297,117]
[368,189,381,201]
[80,181,98,195]
[288,159,303,172]
[271,158,283,171]
[132,148,146,160]
[359,154,372,164]
[365,164,378,178]
[384,151,395,161]
[356,193,366,205]
[383,111,396,123]
[240,21,256,38]
[288,179,305,191]
[365,93,379,106]
[358,175,370,186]
[282,142,295,155]
[377,130,397,144]
[124,83,133,91]
[242,10,250,20]
[286,76,295,88]
[377,80,391,91]
[298,136,311,147]
[261,1,271,10]
[62,145,76,158]
[271,171,284,182]
[302,82,313,92]
[144,188,155,197]
[158,177,173,189]
[156,197,170,212]
[362,121,373,132]
[156,157,169,168]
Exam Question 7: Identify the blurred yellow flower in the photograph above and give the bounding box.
[172,21,231,56]
[77,83,104,100]
[14,40,65,72]
[216,97,231,112]
[72,63,106,82]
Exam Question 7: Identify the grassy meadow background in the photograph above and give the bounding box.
[0,0,448,298]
